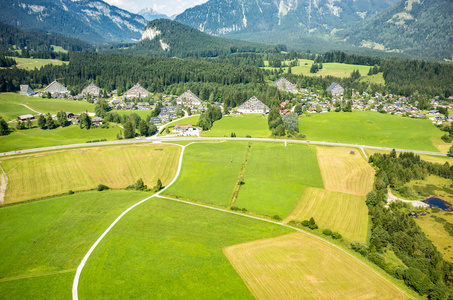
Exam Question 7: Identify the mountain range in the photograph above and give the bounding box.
[0,0,147,43]
[138,8,173,21]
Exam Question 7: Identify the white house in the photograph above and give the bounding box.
[173,124,200,136]
[237,96,269,114]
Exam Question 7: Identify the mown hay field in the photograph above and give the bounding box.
[1,144,180,204]
[235,142,324,218]
[285,187,369,242]
[79,198,292,299]
[164,141,249,206]
[0,190,150,299]
[8,57,68,70]
[224,232,408,300]
[300,111,443,152]
[316,146,374,196]
[202,114,271,138]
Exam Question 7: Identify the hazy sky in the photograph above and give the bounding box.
[105,0,208,16]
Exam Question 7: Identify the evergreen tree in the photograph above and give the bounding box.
[123,121,135,139]
[268,106,283,130]
[79,113,91,130]
[0,117,9,135]
[138,119,149,136]
[37,114,46,129]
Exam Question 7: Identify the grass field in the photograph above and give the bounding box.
[79,197,293,299]
[285,187,369,242]
[164,141,248,206]
[235,142,324,218]
[431,136,452,153]
[0,93,94,121]
[359,72,385,85]
[0,124,122,153]
[1,144,180,203]
[224,232,407,300]
[264,59,372,78]
[0,190,151,299]
[416,212,453,263]
[300,111,443,152]
[406,175,453,203]
[8,57,68,70]
[202,114,271,138]
[316,146,374,196]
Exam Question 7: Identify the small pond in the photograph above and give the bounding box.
[424,197,452,211]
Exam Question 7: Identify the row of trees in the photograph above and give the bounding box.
[197,105,222,130]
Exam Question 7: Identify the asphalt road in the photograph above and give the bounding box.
[1,136,450,157]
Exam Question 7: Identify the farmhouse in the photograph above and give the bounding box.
[238,96,269,114]
[150,117,161,125]
[20,85,35,96]
[326,82,344,96]
[272,77,297,92]
[18,114,34,121]
[82,82,101,96]
[176,90,202,106]
[173,124,200,136]
[91,117,103,125]
[123,83,150,98]
[44,80,68,94]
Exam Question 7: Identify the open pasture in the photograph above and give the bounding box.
[264,59,372,78]
[285,187,369,242]
[300,111,443,152]
[1,144,180,204]
[224,232,407,300]
[202,114,271,138]
[316,146,374,196]
[9,57,68,70]
[235,142,324,218]
[164,141,248,206]
[79,197,292,299]
[0,190,150,299]
[0,124,121,153]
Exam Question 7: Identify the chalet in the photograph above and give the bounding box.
[91,117,103,125]
[123,83,150,98]
[237,96,269,114]
[272,77,297,92]
[20,85,35,96]
[65,112,75,119]
[44,80,68,94]
[326,82,344,96]
[173,124,200,137]
[18,114,34,121]
[150,117,162,125]
[82,82,101,96]
[176,90,202,106]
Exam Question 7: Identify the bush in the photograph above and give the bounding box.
[441,134,452,143]
[393,267,406,280]
[404,267,434,296]
[273,215,282,221]
[432,207,441,213]
[323,229,332,236]
[230,206,241,211]
[241,208,247,212]
[68,190,74,195]
[350,241,368,256]
[332,231,342,239]
[97,184,109,191]
[301,220,309,227]
[246,135,251,138]
[308,217,318,230]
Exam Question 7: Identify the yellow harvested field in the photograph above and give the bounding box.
[1,144,180,204]
[316,146,374,196]
[285,187,368,242]
[224,232,407,300]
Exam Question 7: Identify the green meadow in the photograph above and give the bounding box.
[300,111,443,152]
[202,114,271,138]
[159,115,200,136]
[79,198,292,299]
[164,141,249,206]
[8,57,68,70]
[0,190,150,299]
[0,93,94,121]
[235,142,324,218]
[0,124,121,152]
[264,59,372,78]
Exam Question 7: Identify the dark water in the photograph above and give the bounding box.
[424,197,451,210]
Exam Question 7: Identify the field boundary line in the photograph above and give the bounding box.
[0,164,7,205]
[228,141,252,207]
[0,268,76,283]
[6,157,31,175]
[157,194,414,300]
